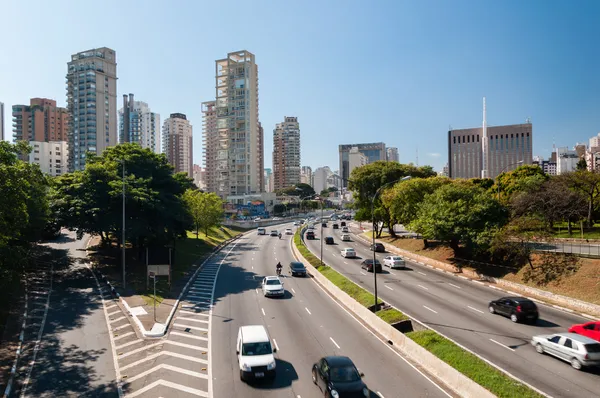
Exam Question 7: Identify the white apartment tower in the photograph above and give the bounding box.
[202,101,218,193]
[162,113,193,178]
[66,47,118,171]
[273,116,301,191]
[29,141,68,177]
[119,95,160,153]
[214,50,261,199]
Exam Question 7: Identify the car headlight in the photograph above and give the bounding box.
[330,390,339,398]
[363,387,369,396]
[241,363,251,371]
[267,361,276,370]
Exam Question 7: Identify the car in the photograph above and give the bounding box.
[341,234,351,242]
[270,230,278,237]
[340,221,347,227]
[312,356,368,398]
[289,261,307,277]
[361,259,382,273]
[253,217,262,222]
[293,221,300,226]
[322,222,328,228]
[261,276,285,297]
[531,332,600,370]
[332,223,339,229]
[237,325,277,382]
[285,228,293,235]
[272,217,281,221]
[383,255,405,269]
[325,236,335,245]
[340,248,356,258]
[488,297,539,323]
[569,321,600,342]
[308,224,315,230]
[257,227,266,235]
[306,231,316,240]
[370,243,385,252]
[341,226,349,233]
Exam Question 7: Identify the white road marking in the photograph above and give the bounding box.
[109,316,126,324]
[273,338,280,351]
[423,305,437,314]
[305,307,312,315]
[120,351,208,372]
[448,283,461,289]
[105,304,117,310]
[177,317,209,324]
[385,285,394,291]
[170,331,208,341]
[115,339,143,350]
[255,289,259,294]
[113,331,134,342]
[490,339,515,352]
[173,323,209,332]
[165,340,208,351]
[418,284,428,290]
[123,363,208,384]
[251,265,254,269]
[119,341,163,358]
[330,337,341,349]
[291,288,296,294]
[108,310,121,317]
[344,261,348,264]
[468,306,484,314]
[377,392,385,398]
[417,271,427,276]
[261,308,266,316]
[360,271,367,275]
[180,310,209,317]
[123,379,208,398]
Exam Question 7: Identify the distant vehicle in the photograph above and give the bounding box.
[340,221,347,227]
[237,325,277,382]
[325,236,335,245]
[273,217,281,221]
[383,256,405,269]
[370,243,385,252]
[257,227,266,235]
[285,228,293,235]
[322,222,328,228]
[293,221,300,226]
[289,262,307,277]
[312,356,368,397]
[270,230,278,237]
[262,276,285,297]
[341,226,349,233]
[340,248,356,258]
[488,297,539,323]
[308,224,315,230]
[361,259,382,273]
[531,332,600,370]
[341,234,351,242]
[306,231,316,240]
[253,217,262,222]
[332,223,339,229]
[569,321,600,342]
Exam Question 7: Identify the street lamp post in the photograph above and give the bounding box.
[497,160,524,201]
[122,159,127,289]
[320,198,324,267]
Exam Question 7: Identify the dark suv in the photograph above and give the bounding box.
[361,259,382,273]
[306,231,316,240]
[325,236,335,245]
[488,296,539,323]
[370,243,385,252]
[332,223,339,229]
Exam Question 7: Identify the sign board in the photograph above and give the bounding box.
[149,271,156,278]
[147,264,170,276]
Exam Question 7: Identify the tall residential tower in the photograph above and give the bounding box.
[273,116,301,191]
[119,94,160,153]
[163,113,193,178]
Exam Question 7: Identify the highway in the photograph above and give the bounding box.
[210,224,455,398]
[304,222,600,398]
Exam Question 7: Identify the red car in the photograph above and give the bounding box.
[569,321,600,342]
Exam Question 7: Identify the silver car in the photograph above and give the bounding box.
[531,332,600,370]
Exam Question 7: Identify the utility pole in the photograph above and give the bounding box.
[122,159,126,289]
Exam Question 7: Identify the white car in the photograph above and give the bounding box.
[293,221,300,226]
[253,217,262,222]
[340,248,356,258]
[341,234,352,242]
[383,256,406,269]
[341,226,349,233]
[308,225,315,230]
[285,228,293,235]
[262,276,285,297]
[273,217,281,221]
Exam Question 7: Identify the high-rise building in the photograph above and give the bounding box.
[66,47,117,171]
[556,147,578,175]
[448,123,533,179]
[533,155,557,176]
[118,94,160,153]
[29,141,68,176]
[264,168,273,192]
[313,166,333,194]
[273,116,301,191]
[258,122,264,193]
[0,102,4,141]
[386,147,399,162]
[589,133,600,150]
[339,142,386,186]
[12,98,68,143]
[214,50,261,198]
[193,164,207,190]
[300,166,313,187]
[162,113,193,178]
[348,147,368,176]
[202,101,218,193]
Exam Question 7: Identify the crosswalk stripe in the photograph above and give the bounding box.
[123,363,208,385]
[115,339,143,350]
[110,316,127,323]
[179,310,210,317]
[113,331,134,341]
[169,331,208,341]
[165,340,208,351]
[176,317,208,324]
[173,323,208,332]
[119,341,163,358]
[120,351,208,371]
[113,323,131,331]
[124,379,208,398]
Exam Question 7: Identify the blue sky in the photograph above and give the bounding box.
[1,0,599,172]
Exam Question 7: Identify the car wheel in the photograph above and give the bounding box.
[240,369,245,381]
[571,358,582,370]
[535,343,544,354]
[510,313,518,323]
[488,306,495,314]
[312,369,318,384]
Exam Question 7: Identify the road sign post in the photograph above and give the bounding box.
[149,271,156,322]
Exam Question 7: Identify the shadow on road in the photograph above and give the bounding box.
[250,358,298,390]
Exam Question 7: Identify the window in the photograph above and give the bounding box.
[548,336,561,344]
[563,339,573,349]
[583,323,595,330]
[467,135,470,143]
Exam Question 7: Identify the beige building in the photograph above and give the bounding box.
[214,50,262,199]
[29,141,68,176]
[273,116,301,191]
[300,166,313,186]
[348,146,367,176]
[202,101,218,192]
[339,142,386,186]
[163,113,193,178]
[448,123,533,179]
[386,147,399,162]
[66,47,118,171]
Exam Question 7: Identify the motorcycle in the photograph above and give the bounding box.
[276,267,282,276]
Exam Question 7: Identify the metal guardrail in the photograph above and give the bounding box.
[530,241,600,258]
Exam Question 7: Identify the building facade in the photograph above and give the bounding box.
[0,102,4,141]
[214,50,262,199]
[162,113,193,178]
[348,147,367,177]
[313,166,333,194]
[193,164,207,190]
[272,116,301,191]
[29,141,68,176]
[386,147,399,162]
[66,47,118,171]
[264,168,273,192]
[532,155,557,176]
[12,98,68,143]
[555,147,578,175]
[448,123,533,179]
[339,142,386,186]
[300,166,313,187]
[118,94,160,153]
[202,101,218,193]
[258,122,264,194]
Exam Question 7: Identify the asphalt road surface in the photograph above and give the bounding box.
[305,223,600,398]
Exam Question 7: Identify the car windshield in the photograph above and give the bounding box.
[584,344,600,353]
[392,257,402,260]
[242,342,272,356]
[329,365,361,382]
[265,279,281,285]
[291,263,305,270]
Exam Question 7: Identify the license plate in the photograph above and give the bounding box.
[255,372,264,377]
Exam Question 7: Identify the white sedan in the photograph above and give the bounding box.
[383,256,406,269]
[341,234,352,242]
[340,248,356,258]
[285,228,293,235]
[262,276,285,297]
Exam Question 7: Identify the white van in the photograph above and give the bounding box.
[257,227,266,235]
[237,325,277,381]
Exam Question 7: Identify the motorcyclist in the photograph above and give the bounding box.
[276,262,282,275]
[278,232,282,239]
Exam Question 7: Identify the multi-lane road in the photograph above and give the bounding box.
[304,221,600,398]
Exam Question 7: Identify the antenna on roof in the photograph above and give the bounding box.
[526,116,531,124]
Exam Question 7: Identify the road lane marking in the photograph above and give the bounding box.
[291,288,296,294]
[305,307,312,315]
[330,337,341,349]
[385,286,394,291]
[273,339,279,351]
[123,363,209,384]
[170,331,208,341]
[448,283,461,289]
[418,284,428,290]
[490,339,515,352]
[113,331,134,341]
[261,308,266,316]
[165,340,208,351]
[123,379,209,398]
[119,341,163,358]
[180,310,209,316]
[177,317,209,324]
[377,393,385,398]
[417,271,427,276]
[344,261,348,264]
[173,323,208,332]
[255,289,258,294]
[468,306,484,314]
[360,271,367,275]
[423,305,437,314]
[115,339,143,350]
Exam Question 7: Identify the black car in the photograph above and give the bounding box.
[333,223,339,229]
[312,356,368,398]
[370,243,385,252]
[322,222,328,228]
[289,261,307,277]
[340,221,347,227]
[361,259,382,273]
[306,231,316,240]
[488,296,539,323]
[325,236,335,245]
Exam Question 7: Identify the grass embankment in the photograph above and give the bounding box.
[297,229,542,397]
[407,330,544,398]
[551,222,600,239]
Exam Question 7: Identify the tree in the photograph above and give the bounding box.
[577,158,587,171]
[494,164,548,202]
[409,181,508,255]
[557,170,600,227]
[277,183,315,198]
[183,190,224,237]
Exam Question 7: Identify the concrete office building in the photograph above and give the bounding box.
[162,113,193,178]
[448,123,533,179]
[29,141,68,176]
[313,166,333,194]
[66,47,118,171]
[386,147,399,162]
[12,98,68,143]
[273,116,301,191]
[0,102,4,141]
[119,94,160,153]
[348,147,368,176]
[214,50,262,199]
[555,147,578,175]
[300,166,313,187]
[532,155,557,176]
[339,142,386,186]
